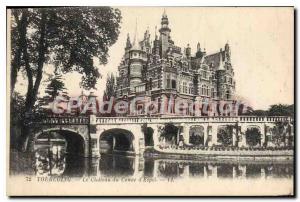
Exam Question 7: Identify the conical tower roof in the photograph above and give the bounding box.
[131,19,141,50]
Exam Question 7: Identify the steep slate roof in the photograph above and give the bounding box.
[203,51,226,69]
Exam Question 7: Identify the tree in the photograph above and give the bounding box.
[245,127,261,147]
[10,7,122,150]
[38,73,68,113]
[102,73,117,116]
[103,73,116,100]
[240,104,294,117]
[271,121,289,147]
[217,126,233,146]
[267,104,294,117]
[10,92,26,149]
[159,123,179,143]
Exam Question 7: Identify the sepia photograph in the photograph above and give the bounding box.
[6,6,294,196]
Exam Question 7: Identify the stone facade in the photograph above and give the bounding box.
[116,11,235,116]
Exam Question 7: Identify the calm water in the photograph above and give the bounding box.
[11,145,293,181]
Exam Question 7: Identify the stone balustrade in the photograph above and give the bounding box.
[95,116,292,125]
[38,117,89,125]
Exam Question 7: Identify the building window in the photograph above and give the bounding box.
[206,86,209,96]
[166,75,171,88]
[189,83,193,94]
[120,85,123,96]
[179,82,182,92]
[201,85,209,96]
[226,90,231,99]
[201,85,205,96]
[171,80,176,89]
[183,82,187,93]
[149,78,152,90]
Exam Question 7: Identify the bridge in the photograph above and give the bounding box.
[27,116,294,157]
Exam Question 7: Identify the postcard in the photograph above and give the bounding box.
[7,6,294,196]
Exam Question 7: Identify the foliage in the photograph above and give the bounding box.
[271,121,289,147]
[10,92,26,124]
[241,104,294,117]
[217,126,233,146]
[245,127,261,147]
[142,124,154,146]
[268,104,294,117]
[10,7,122,149]
[160,123,179,142]
[103,73,116,100]
[39,73,68,109]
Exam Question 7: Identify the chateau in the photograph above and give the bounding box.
[116,11,236,116]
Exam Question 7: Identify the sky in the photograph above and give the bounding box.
[14,7,294,110]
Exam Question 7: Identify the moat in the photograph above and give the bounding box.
[10,146,294,181]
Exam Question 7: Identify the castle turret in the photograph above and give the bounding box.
[224,42,231,62]
[125,33,132,51]
[185,44,191,58]
[128,22,146,91]
[217,48,225,71]
[159,10,171,58]
[196,42,204,58]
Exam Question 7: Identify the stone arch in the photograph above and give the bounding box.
[34,128,86,156]
[99,128,135,154]
[189,125,205,145]
[245,125,262,147]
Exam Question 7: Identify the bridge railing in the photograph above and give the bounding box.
[34,117,89,125]
[31,116,292,125]
[95,116,292,125]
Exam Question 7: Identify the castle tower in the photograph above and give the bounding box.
[224,42,231,62]
[196,42,204,58]
[185,44,191,58]
[159,10,171,58]
[216,48,226,100]
[128,21,145,92]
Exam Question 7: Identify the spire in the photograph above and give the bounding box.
[125,33,132,50]
[225,41,231,62]
[225,41,230,51]
[155,26,158,39]
[197,42,201,52]
[163,8,167,18]
[161,9,169,26]
[144,26,150,39]
[218,48,225,70]
[131,18,140,50]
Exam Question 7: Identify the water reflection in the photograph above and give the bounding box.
[33,146,293,180]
